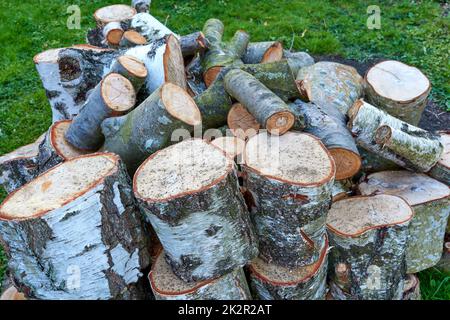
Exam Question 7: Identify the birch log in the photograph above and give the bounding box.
[132,0,151,13]
[243,131,335,268]
[248,236,328,300]
[130,13,176,43]
[224,69,295,135]
[109,55,148,91]
[0,153,151,300]
[0,134,45,193]
[227,103,260,140]
[327,195,414,300]
[102,22,124,47]
[119,30,147,48]
[289,99,361,180]
[133,139,258,282]
[65,73,136,151]
[365,60,431,126]
[358,170,450,273]
[348,99,443,172]
[102,83,201,172]
[149,250,251,300]
[296,61,363,115]
[428,131,450,185]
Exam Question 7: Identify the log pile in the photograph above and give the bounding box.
[0,2,448,300]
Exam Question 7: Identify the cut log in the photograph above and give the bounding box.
[227,103,260,140]
[331,180,352,203]
[348,99,444,172]
[130,12,175,42]
[0,134,45,193]
[149,250,251,300]
[243,131,335,268]
[102,22,124,46]
[242,41,279,64]
[296,61,363,115]
[327,194,414,300]
[36,120,89,174]
[224,69,295,135]
[102,83,201,172]
[65,73,136,151]
[133,139,258,282]
[211,136,246,162]
[402,274,421,300]
[0,287,26,300]
[365,60,431,126]
[132,0,151,13]
[0,153,151,299]
[242,42,314,67]
[428,131,450,185]
[248,236,328,300]
[94,5,136,27]
[358,170,450,273]
[109,55,148,91]
[260,42,284,63]
[358,147,400,174]
[289,100,361,180]
[119,30,147,48]
[124,34,187,95]
[202,19,249,87]
[180,32,209,57]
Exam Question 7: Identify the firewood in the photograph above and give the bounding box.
[402,274,421,300]
[297,61,363,115]
[348,99,444,172]
[331,180,352,202]
[358,147,400,174]
[224,69,295,135]
[133,139,258,282]
[132,0,151,13]
[243,131,335,268]
[365,60,431,126]
[131,12,175,42]
[149,250,251,300]
[0,134,45,193]
[180,32,209,57]
[102,22,124,46]
[248,236,328,300]
[65,73,136,151]
[327,194,414,300]
[0,287,26,300]
[290,99,361,180]
[227,103,260,140]
[0,153,151,299]
[102,83,201,172]
[429,131,450,185]
[202,19,249,87]
[93,4,136,27]
[119,30,147,48]
[210,136,246,161]
[358,170,450,273]
[109,55,148,91]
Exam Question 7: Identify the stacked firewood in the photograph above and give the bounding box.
[0,2,449,300]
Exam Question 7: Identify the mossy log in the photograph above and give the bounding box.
[428,131,450,185]
[358,170,450,273]
[348,99,443,172]
[149,250,251,300]
[248,236,328,300]
[102,83,201,172]
[0,153,151,299]
[133,139,258,282]
[327,195,414,300]
[365,60,431,126]
[242,132,335,268]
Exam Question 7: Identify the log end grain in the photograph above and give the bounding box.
[211,136,246,159]
[161,82,201,126]
[329,148,361,180]
[203,66,222,88]
[163,34,187,90]
[261,42,283,63]
[265,110,295,136]
[50,120,91,160]
[101,73,136,113]
[227,103,260,140]
[122,30,148,46]
[0,287,26,300]
[94,4,136,25]
[119,55,148,78]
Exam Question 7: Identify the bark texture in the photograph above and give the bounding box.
[242,42,314,67]
[131,0,151,13]
[180,32,209,57]
[402,274,421,300]
[428,131,449,185]
[131,12,175,42]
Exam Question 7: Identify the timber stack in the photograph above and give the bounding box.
[0,1,448,301]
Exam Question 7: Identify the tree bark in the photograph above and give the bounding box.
[242,132,335,268]
[224,69,295,135]
[0,153,151,300]
[149,250,251,300]
[289,99,361,180]
[134,139,258,282]
[348,100,444,173]
[327,195,414,300]
[428,131,449,185]
[65,73,136,151]
[402,274,421,300]
[365,60,431,126]
[358,147,400,174]
[180,32,209,57]
[131,0,151,13]
[102,83,201,172]
[331,180,352,202]
[130,12,175,43]
[248,236,328,300]
[186,55,207,96]
[358,170,450,273]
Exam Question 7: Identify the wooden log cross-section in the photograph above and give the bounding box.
[119,30,148,48]
[428,131,450,185]
[348,99,443,172]
[327,195,414,300]
[108,55,148,91]
[365,60,431,126]
[0,153,151,299]
[358,171,450,273]
[243,131,335,268]
[227,103,260,140]
[149,250,251,300]
[133,139,258,282]
[248,236,329,300]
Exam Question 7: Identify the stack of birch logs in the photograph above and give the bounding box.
[0,1,449,300]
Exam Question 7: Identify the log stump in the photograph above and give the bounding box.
[242,131,335,268]
[327,194,414,300]
[133,139,258,282]
[149,250,251,300]
[0,153,151,299]
[358,170,450,273]
[365,60,431,126]
[429,131,450,186]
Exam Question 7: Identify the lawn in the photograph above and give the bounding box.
[0,0,448,299]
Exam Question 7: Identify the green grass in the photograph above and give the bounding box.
[0,0,448,299]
